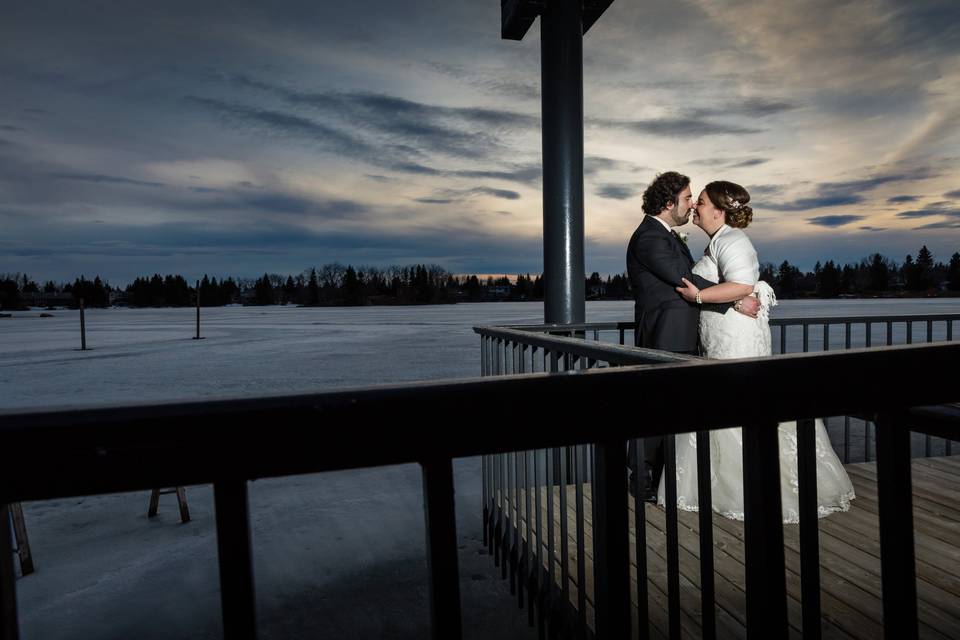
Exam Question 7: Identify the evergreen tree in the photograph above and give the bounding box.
[914,245,934,290]
[948,253,960,291]
[867,253,890,291]
[777,261,798,297]
[903,254,923,291]
[343,266,364,305]
[817,261,840,298]
[252,274,275,305]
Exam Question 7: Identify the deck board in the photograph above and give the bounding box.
[495,455,960,639]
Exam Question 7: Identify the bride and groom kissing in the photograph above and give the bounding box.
[625,171,855,523]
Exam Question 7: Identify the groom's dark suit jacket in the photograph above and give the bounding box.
[626,215,724,353]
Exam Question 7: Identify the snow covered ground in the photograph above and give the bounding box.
[3,299,958,639]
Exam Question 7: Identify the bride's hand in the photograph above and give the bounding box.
[676,277,699,303]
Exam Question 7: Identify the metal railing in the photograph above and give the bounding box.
[477,313,960,463]
[1,341,957,639]
[474,313,959,640]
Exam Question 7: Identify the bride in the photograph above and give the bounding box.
[659,180,855,523]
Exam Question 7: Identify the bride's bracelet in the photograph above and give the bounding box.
[695,291,702,305]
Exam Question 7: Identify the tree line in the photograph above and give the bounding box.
[2,247,959,310]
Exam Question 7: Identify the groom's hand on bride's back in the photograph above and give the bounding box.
[735,295,760,318]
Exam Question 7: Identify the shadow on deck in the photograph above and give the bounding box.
[498,455,960,640]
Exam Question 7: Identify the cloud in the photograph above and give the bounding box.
[592,116,764,138]
[691,97,799,119]
[914,220,960,229]
[584,156,648,175]
[596,184,640,200]
[888,195,920,204]
[768,194,864,211]
[48,172,166,188]
[416,186,521,203]
[806,215,866,227]
[414,198,454,204]
[766,169,935,211]
[693,157,770,168]
[896,203,960,219]
[216,77,537,158]
[945,190,960,199]
[859,226,887,232]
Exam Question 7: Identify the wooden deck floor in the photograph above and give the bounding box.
[497,455,960,639]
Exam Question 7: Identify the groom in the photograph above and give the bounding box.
[625,171,758,501]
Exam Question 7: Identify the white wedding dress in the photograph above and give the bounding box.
[657,224,855,523]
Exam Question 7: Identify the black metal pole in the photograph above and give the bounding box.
[421,457,463,640]
[1,505,18,640]
[79,297,86,351]
[540,0,585,325]
[195,280,201,340]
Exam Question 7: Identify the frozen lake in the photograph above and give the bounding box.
[4,298,960,410]
[3,299,959,640]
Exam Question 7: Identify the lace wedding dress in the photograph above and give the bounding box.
[657,224,855,523]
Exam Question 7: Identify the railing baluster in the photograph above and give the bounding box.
[865,322,872,347]
[501,453,510,579]
[822,323,829,351]
[559,447,570,617]
[797,418,822,639]
[213,479,258,640]
[631,440,650,640]
[875,413,918,639]
[925,326,933,457]
[574,446,587,638]
[592,440,630,638]
[742,421,788,639]
[547,448,557,634]
[948,320,954,342]
[532,449,544,633]
[421,458,463,640]
[619,327,625,345]
[696,431,716,640]
[844,323,852,463]
[802,323,809,352]
[1,504,19,640]
[664,434,681,639]
[482,455,489,548]
[780,325,786,354]
[512,451,520,596]
[887,322,893,346]
[906,321,913,344]
[481,336,487,376]
[523,451,540,627]
[493,453,502,561]
[514,451,530,609]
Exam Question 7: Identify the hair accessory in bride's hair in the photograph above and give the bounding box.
[729,199,742,210]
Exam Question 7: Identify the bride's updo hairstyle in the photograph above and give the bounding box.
[705,181,753,229]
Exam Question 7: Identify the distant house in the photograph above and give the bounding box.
[25,292,74,308]
[484,286,511,299]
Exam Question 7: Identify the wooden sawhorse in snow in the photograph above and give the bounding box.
[148,487,191,523]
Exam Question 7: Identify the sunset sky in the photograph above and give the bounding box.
[2,0,958,284]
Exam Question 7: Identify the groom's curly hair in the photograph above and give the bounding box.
[642,171,690,216]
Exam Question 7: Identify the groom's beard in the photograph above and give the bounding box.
[670,208,691,227]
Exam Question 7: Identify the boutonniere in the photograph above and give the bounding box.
[678,232,689,245]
